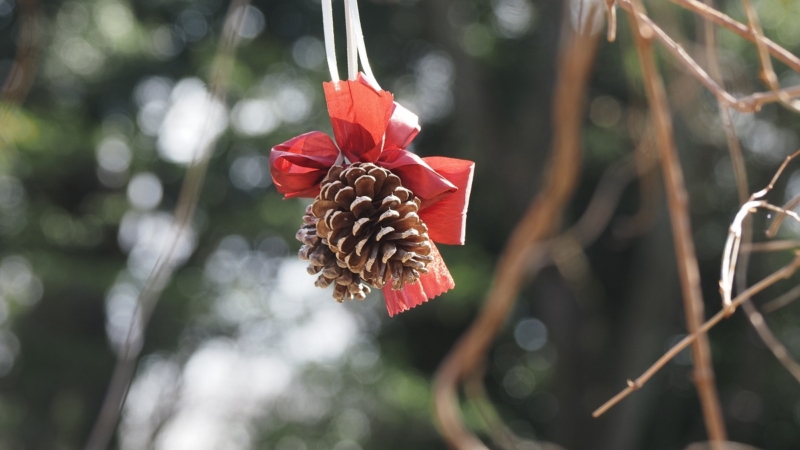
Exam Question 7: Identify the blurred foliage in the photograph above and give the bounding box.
[0,0,799,449]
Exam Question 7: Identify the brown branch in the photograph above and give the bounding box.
[766,193,800,239]
[616,0,800,113]
[697,0,800,388]
[0,0,40,151]
[82,2,249,449]
[432,7,602,449]
[737,87,800,112]
[692,0,800,402]
[569,154,644,245]
[463,366,558,450]
[626,1,727,442]
[720,150,800,309]
[741,300,800,382]
[725,135,800,391]
[670,0,800,73]
[456,149,653,450]
[762,284,800,313]
[594,254,800,417]
[743,240,800,253]
[460,154,643,449]
[740,0,800,112]
[614,124,661,239]
[719,203,800,382]
[0,0,39,107]
[718,148,800,385]
[462,146,650,450]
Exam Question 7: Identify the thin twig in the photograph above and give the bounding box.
[762,284,800,313]
[740,0,800,113]
[626,0,727,442]
[463,366,552,450]
[0,0,39,107]
[720,149,800,308]
[715,198,800,385]
[766,193,800,238]
[743,240,800,253]
[696,0,800,393]
[0,0,40,152]
[461,154,644,448]
[83,2,249,449]
[670,0,800,74]
[721,203,800,305]
[741,299,800,382]
[593,254,800,417]
[737,87,800,112]
[613,123,661,239]
[617,0,800,113]
[432,6,602,448]
[463,151,650,449]
[569,154,645,246]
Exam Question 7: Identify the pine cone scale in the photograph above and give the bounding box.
[328,211,355,230]
[380,195,400,209]
[376,209,400,224]
[351,197,373,216]
[334,186,355,207]
[312,200,337,218]
[355,175,376,197]
[352,218,370,235]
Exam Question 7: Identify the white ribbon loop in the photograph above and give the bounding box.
[321,0,380,88]
[322,0,339,82]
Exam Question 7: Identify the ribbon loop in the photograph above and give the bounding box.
[269,131,340,198]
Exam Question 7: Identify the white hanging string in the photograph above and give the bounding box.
[321,0,339,81]
[349,0,380,88]
[321,0,379,86]
[343,0,358,79]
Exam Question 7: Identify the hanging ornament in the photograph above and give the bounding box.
[269,0,474,316]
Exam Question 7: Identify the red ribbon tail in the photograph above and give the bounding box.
[418,157,475,245]
[381,243,454,317]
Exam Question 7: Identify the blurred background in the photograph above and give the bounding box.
[1,0,800,449]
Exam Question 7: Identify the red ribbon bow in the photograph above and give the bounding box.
[270,74,474,316]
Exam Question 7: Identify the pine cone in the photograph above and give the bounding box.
[297,204,371,301]
[312,163,433,291]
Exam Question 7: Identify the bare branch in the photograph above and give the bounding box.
[613,126,661,239]
[740,0,800,112]
[626,0,727,441]
[720,150,800,308]
[762,284,800,313]
[0,0,39,107]
[743,240,800,253]
[432,5,602,448]
[83,2,250,449]
[693,0,800,390]
[617,0,800,113]
[594,254,800,417]
[0,0,41,152]
[670,0,800,74]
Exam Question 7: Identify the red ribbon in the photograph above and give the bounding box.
[269,74,475,316]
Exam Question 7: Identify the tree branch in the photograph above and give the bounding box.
[432,6,602,448]
[625,0,727,442]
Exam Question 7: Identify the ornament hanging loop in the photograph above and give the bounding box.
[321,0,380,88]
[321,0,339,82]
